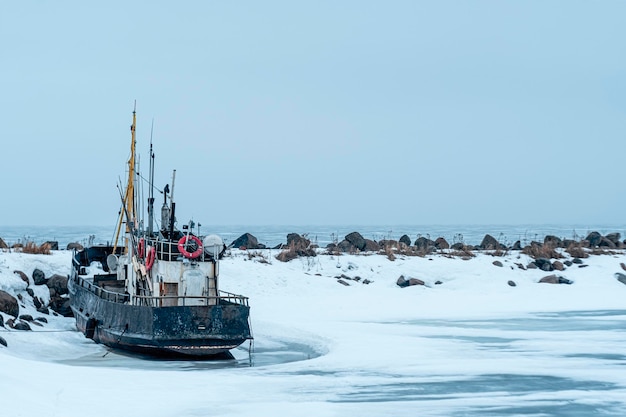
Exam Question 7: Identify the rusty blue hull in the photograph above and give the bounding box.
[68,274,252,358]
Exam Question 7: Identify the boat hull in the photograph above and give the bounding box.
[69,277,252,358]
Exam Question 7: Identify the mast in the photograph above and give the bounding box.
[113,103,138,255]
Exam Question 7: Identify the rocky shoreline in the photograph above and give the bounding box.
[1,229,625,349]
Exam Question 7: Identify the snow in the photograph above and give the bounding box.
[2,247,626,416]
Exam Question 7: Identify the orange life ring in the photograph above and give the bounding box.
[145,246,156,270]
[138,238,145,258]
[178,235,203,259]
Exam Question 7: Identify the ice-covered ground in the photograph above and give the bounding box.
[2,248,626,416]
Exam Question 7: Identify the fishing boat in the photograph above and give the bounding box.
[68,107,252,358]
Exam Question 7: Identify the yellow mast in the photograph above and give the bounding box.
[113,104,137,254]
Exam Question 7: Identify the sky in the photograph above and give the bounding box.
[1,1,625,227]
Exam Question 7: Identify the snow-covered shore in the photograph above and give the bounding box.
[2,247,626,416]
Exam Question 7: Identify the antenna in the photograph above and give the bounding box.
[148,118,156,236]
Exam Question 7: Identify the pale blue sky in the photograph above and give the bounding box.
[1,1,624,227]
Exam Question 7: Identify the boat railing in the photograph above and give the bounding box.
[73,275,130,304]
[132,291,250,307]
[74,275,248,307]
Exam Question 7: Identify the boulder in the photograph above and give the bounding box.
[336,240,356,253]
[231,233,259,249]
[0,314,4,328]
[0,336,6,347]
[450,242,465,250]
[598,237,616,249]
[0,237,8,249]
[511,240,522,250]
[286,233,310,250]
[621,262,626,272]
[364,239,380,252]
[585,231,602,247]
[345,232,367,251]
[33,268,47,285]
[414,237,435,252]
[606,233,621,245]
[534,258,553,272]
[539,274,572,284]
[46,274,69,296]
[408,278,425,286]
[275,250,298,263]
[434,237,450,250]
[616,273,626,286]
[572,258,583,264]
[479,234,501,250]
[44,241,59,251]
[508,280,517,287]
[13,321,31,331]
[396,275,409,288]
[48,296,73,317]
[14,270,30,286]
[399,235,412,246]
[544,235,563,248]
[492,260,503,267]
[66,242,84,251]
[0,290,19,318]
[19,314,34,322]
[552,261,565,271]
[35,317,48,324]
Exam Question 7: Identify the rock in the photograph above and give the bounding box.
[414,237,435,252]
[231,233,259,249]
[337,279,350,286]
[35,317,48,324]
[512,240,522,250]
[606,233,621,245]
[66,242,84,251]
[0,314,3,328]
[362,279,372,285]
[480,234,501,250]
[534,258,553,272]
[275,250,298,262]
[0,290,19,318]
[434,237,449,250]
[450,242,465,250]
[345,232,366,251]
[539,275,572,285]
[544,235,563,248]
[585,231,602,247]
[44,241,59,251]
[399,235,412,246]
[32,268,47,285]
[285,233,307,248]
[26,288,34,298]
[362,239,379,252]
[507,280,517,287]
[0,335,6,347]
[552,261,565,271]
[616,273,626,286]
[19,314,34,322]
[434,280,442,285]
[6,318,15,328]
[572,258,583,264]
[396,275,409,288]
[13,321,31,331]
[578,264,589,268]
[0,237,8,249]
[14,270,30,286]
[492,260,503,267]
[36,306,50,315]
[46,274,69,296]
[408,278,425,286]
[621,263,626,272]
[336,240,356,253]
[33,296,42,309]
[48,295,73,317]
[598,237,616,249]
[564,260,573,267]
